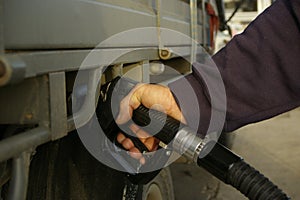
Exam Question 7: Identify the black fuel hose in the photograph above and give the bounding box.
[132,105,290,200]
[198,142,290,200]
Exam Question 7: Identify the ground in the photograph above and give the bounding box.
[170,108,300,199]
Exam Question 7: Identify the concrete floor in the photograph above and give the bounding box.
[171,108,300,199]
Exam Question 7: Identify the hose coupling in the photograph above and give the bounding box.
[172,126,205,163]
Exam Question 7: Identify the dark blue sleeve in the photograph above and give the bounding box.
[169,0,300,134]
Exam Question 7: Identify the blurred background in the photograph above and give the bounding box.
[171,107,300,200]
[215,0,273,51]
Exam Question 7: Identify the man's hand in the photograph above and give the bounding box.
[116,83,185,164]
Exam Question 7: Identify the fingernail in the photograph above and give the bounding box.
[140,157,145,165]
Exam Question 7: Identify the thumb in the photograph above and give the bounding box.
[116,84,144,124]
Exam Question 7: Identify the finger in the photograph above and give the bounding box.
[129,148,146,165]
[129,124,158,151]
[121,138,135,150]
[140,157,146,165]
[146,137,159,151]
[129,124,149,145]
[115,97,134,124]
[116,84,144,124]
[116,133,126,144]
[143,137,159,151]
[128,147,143,159]
[117,133,146,164]
[169,108,187,124]
[129,124,149,139]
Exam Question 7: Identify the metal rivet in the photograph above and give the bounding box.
[25,113,33,120]
[159,49,172,60]
[166,151,171,156]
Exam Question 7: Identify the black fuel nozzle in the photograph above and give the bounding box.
[98,76,290,200]
[98,76,148,152]
[97,76,170,184]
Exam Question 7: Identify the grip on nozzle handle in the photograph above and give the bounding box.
[132,105,181,144]
[132,105,241,170]
[132,105,243,173]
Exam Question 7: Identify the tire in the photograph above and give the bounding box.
[140,167,174,200]
[27,132,126,200]
[123,167,175,200]
[27,131,175,200]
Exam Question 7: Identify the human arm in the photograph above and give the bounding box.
[170,0,300,134]
[116,0,300,158]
